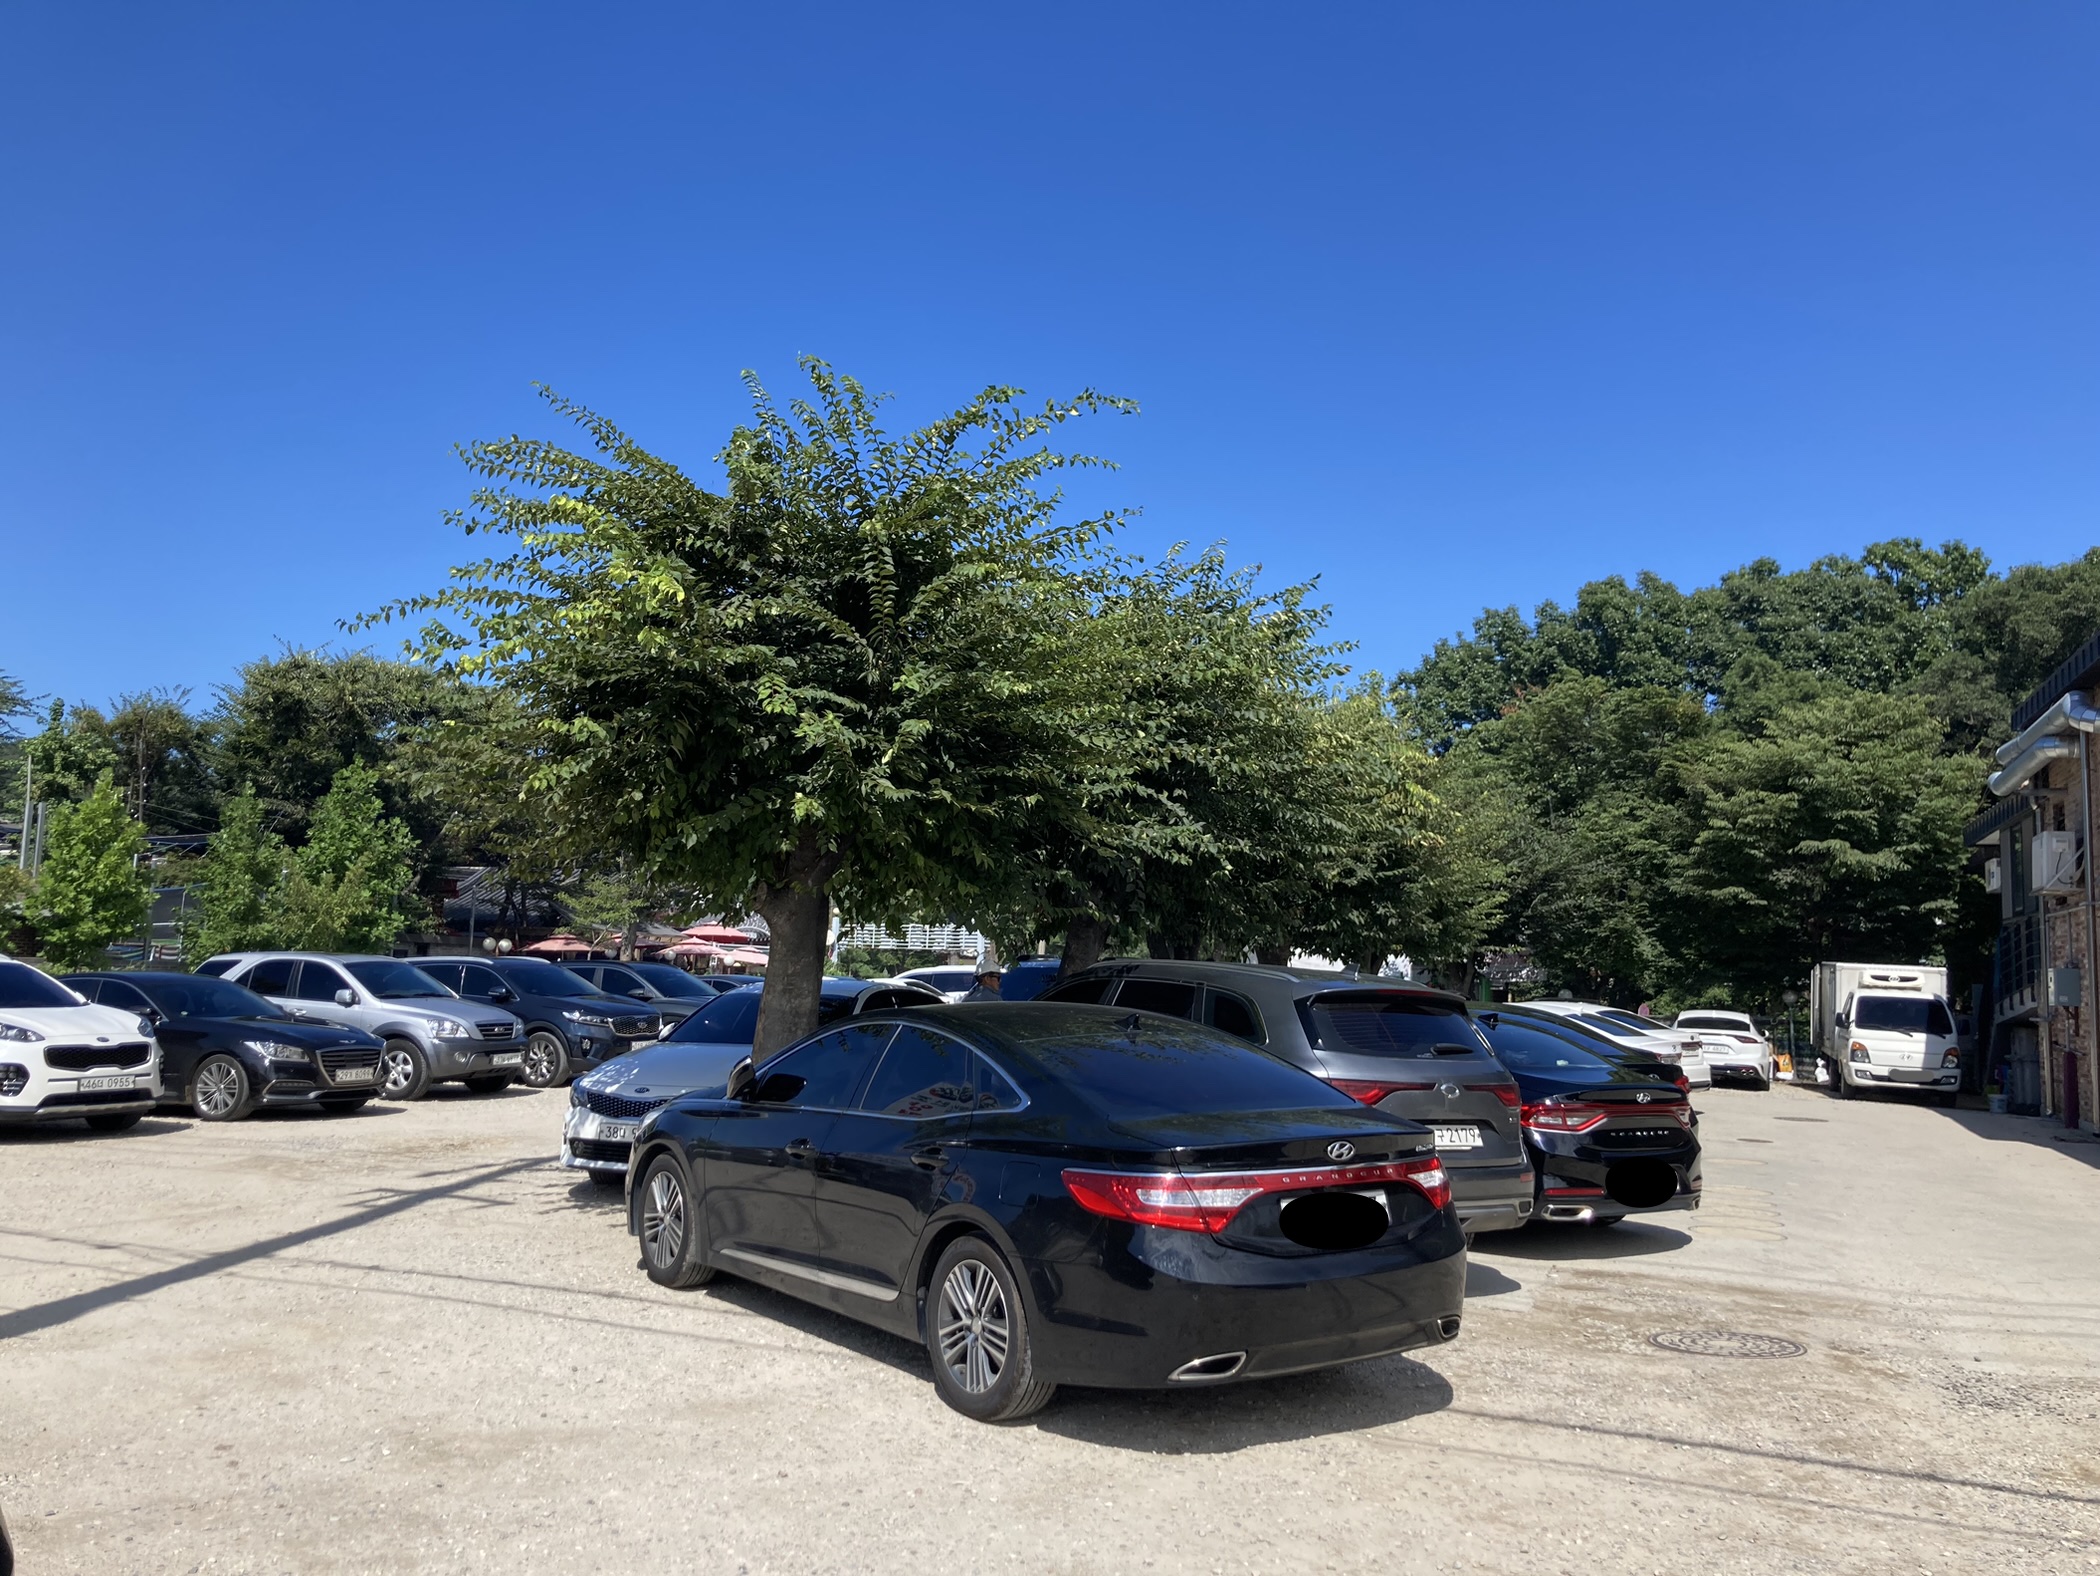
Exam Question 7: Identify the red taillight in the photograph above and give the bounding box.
[1669,1070,1690,1093]
[1061,1155,1451,1233]
[1329,1079,1432,1106]
[1520,1101,1611,1133]
[1465,1082,1520,1109]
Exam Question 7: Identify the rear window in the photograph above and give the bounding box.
[1676,1014,1751,1032]
[1020,1020,1351,1119]
[1114,978,1199,1019]
[1042,976,1111,1005]
[0,961,83,1009]
[1477,1017,1619,1075]
[1853,995,1955,1036]
[668,989,763,1043]
[1296,992,1488,1058]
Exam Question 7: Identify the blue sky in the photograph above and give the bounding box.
[2,3,2094,713]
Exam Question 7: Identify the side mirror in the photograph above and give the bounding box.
[334,989,356,1008]
[629,989,650,1000]
[724,1059,755,1100]
[747,1071,806,1104]
[1834,1013,1848,1031]
[489,987,515,1003]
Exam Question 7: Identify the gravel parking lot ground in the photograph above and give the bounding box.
[3,1080,2098,1574]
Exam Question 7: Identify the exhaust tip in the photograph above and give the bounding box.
[1169,1351,1247,1383]
[1437,1316,1462,1341]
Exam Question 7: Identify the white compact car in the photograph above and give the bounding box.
[1671,1009,1775,1088]
[0,956,163,1131]
[1520,1000,1713,1088]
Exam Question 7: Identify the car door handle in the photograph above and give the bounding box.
[784,1138,817,1158]
[910,1145,947,1171]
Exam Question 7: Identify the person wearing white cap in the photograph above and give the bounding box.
[961,944,1003,1002]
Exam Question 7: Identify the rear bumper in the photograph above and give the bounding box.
[1448,1158,1537,1234]
[1020,1214,1468,1389]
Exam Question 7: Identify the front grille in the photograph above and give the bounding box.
[570,1138,632,1163]
[583,1088,671,1120]
[612,1016,657,1038]
[45,1043,153,1072]
[39,1088,152,1109]
[478,1023,516,1041]
[319,1047,380,1072]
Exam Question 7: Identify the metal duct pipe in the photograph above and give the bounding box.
[1991,738,2078,797]
[1995,691,2100,766]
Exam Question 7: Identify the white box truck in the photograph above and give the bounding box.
[1810,962,1959,1104]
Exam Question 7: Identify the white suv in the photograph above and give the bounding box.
[0,956,163,1131]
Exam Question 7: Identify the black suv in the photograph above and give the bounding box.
[563,960,721,1029]
[1039,960,1536,1237]
[419,956,660,1089]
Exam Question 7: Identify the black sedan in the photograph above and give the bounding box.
[1473,1011,1701,1226]
[625,1003,1466,1421]
[64,972,386,1120]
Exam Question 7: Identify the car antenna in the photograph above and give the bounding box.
[1117,1013,1144,1032]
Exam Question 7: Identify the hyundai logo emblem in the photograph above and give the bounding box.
[1326,1140,1356,1161]
[1437,1082,1462,1099]
[1636,1092,1652,1103]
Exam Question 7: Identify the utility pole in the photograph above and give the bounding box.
[16,756,29,870]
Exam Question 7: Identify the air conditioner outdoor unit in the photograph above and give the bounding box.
[2033,831,2082,895]
[1984,857,2002,894]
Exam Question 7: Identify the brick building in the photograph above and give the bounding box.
[1967,633,2099,1128]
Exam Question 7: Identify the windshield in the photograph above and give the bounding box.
[492,959,603,998]
[666,989,764,1044]
[1676,1013,1751,1032]
[345,960,455,1000]
[137,975,285,1020]
[1297,991,1489,1057]
[627,963,718,998]
[1478,1017,1621,1075]
[1022,1020,1352,1119]
[0,961,85,1010]
[1853,995,1956,1036]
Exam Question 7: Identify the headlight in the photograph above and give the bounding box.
[0,1023,43,1043]
[562,1010,614,1028]
[242,1039,312,1063]
[136,1017,158,1039]
[432,1020,473,1040]
[570,1082,590,1108]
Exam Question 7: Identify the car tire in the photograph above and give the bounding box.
[379,1039,432,1101]
[1829,1062,1853,1099]
[926,1237,1055,1423]
[637,1154,715,1289]
[520,1031,568,1089]
[84,1111,146,1132]
[191,1054,253,1122]
[463,1074,515,1094]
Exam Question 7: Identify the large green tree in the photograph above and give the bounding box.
[373,361,1130,1054]
[277,765,420,953]
[182,787,290,959]
[34,772,151,969]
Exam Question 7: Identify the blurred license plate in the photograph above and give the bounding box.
[1431,1125,1482,1149]
[598,1122,638,1143]
[332,1066,375,1084]
[79,1075,138,1092]
[491,1052,524,1066]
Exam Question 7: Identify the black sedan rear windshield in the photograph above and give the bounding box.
[1476,1017,1619,1075]
[1297,992,1489,1058]
[1853,995,1955,1035]
[0,961,82,1009]
[1021,1020,1350,1118]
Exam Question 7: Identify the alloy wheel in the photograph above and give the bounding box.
[196,1060,242,1118]
[936,1259,1010,1395]
[522,1032,564,1088]
[380,1046,417,1097]
[642,1169,685,1268]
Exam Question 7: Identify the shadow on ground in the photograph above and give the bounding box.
[0,1116,192,1146]
[1474,1221,1691,1260]
[1931,1107,2100,1171]
[1040,1356,1454,1452]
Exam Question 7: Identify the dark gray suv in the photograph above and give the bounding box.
[1039,960,1536,1236]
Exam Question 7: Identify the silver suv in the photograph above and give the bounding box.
[194,953,525,1100]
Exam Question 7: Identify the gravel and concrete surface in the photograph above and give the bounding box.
[3,1078,2097,1574]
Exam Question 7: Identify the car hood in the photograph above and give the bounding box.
[0,1003,151,1041]
[581,1040,750,1100]
[188,1017,384,1050]
[373,999,517,1028]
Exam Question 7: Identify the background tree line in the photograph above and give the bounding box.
[4,361,2095,1049]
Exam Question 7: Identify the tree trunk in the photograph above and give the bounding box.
[1059,914,1108,977]
[751,835,843,1060]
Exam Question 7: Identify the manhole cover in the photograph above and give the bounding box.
[1648,1330,1806,1359]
